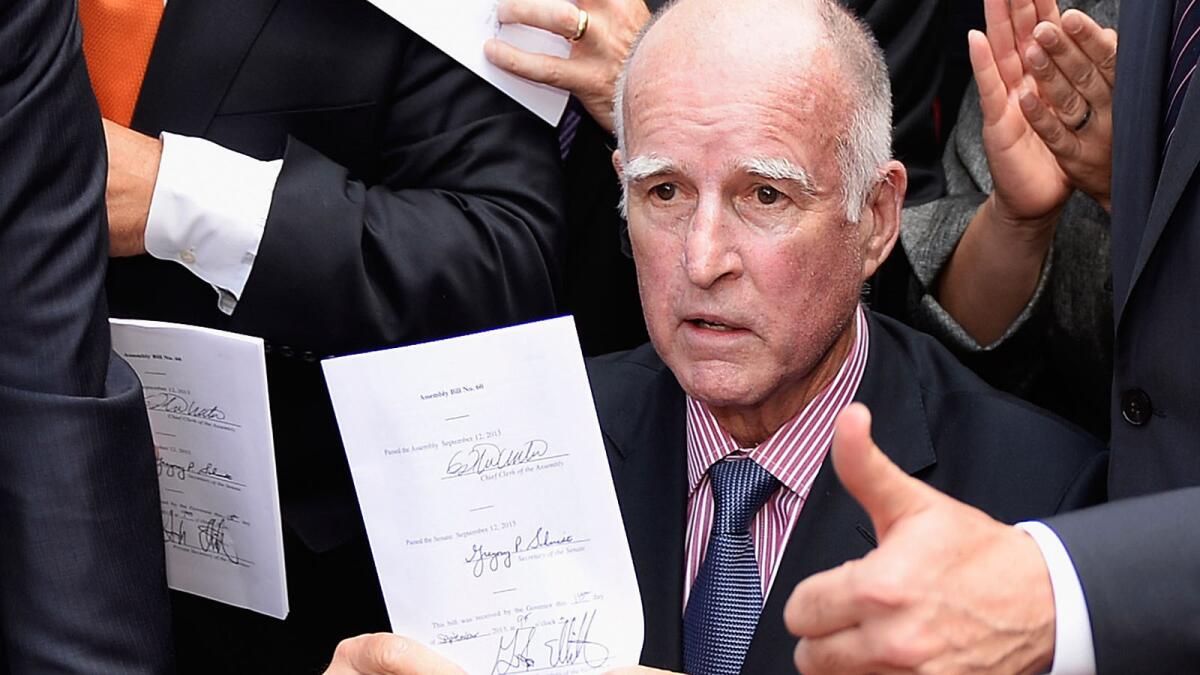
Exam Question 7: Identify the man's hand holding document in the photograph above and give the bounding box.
[363,1,572,125]
[323,317,643,674]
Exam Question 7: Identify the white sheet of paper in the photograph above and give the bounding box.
[323,317,643,674]
[365,0,572,125]
[110,319,288,619]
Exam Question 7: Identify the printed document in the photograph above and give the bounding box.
[111,319,288,619]
[364,1,572,125]
[323,317,643,674]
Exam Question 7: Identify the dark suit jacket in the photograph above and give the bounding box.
[586,313,1106,672]
[563,0,949,356]
[105,0,566,554]
[1042,0,1200,670]
[0,2,171,671]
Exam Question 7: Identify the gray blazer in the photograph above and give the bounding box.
[900,0,1118,438]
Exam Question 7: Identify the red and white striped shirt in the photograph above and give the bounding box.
[682,306,870,607]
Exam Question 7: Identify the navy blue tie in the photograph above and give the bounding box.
[683,459,780,675]
[1164,0,1200,151]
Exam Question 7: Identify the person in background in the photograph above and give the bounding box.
[81,0,566,670]
[902,0,1118,439]
[0,1,171,671]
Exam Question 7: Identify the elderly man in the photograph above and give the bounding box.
[485,0,951,357]
[323,1,1105,673]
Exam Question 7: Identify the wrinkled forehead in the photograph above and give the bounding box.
[624,52,848,185]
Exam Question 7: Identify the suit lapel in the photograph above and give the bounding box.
[131,0,280,136]
[1112,0,1180,325]
[591,350,689,671]
[742,315,937,673]
[1125,84,1200,322]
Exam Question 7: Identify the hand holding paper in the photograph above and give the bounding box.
[364,0,572,125]
[323,317,643,674]
[485,0,651,132]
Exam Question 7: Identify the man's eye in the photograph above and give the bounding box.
[652,184,677,201]
[756,185,781,205]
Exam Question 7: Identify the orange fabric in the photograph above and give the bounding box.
[78,0,164,126]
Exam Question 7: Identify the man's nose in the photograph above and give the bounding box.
[683,197,742,288]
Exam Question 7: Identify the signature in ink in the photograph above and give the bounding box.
[195,462,233,481]
[198,515,240,565]
[162,509,188,546]
[435,631,483,645]
[489,610,610,674]
[158,457,190,482]
[465,544,512,578]
[445,439,550,478]
[145,393,228,422]
[543,610,610,669]
[157,458,235,483]
[491,617,537,675]
[514,526,574,554]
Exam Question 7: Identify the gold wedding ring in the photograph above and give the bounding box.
[570,8,590,41]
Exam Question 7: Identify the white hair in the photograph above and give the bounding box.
[742,156,817,198]
[618,154,678,216]
[614,0,893,222]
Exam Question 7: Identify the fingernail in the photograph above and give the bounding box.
[1063,13,1083,34]
[1035,24,1060,47]
[1020,91,1038,111]
[1027,45,1050,69]
[483,39,498,60]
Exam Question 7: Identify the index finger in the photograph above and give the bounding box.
[969,29,1011,127]
[784,561,869,639]
[1034,0,1062,25]
[983,0,1024,90]
[497,0,581,40]
[1010,0,1043,50]
[1061,9,1118,87]
[1032,21,1111,108]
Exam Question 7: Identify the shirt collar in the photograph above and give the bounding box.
[684,305,871,496]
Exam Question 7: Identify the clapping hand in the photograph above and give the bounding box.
[972,0,1117,231]
[1019,8,1118,212]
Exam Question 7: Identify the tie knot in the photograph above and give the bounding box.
[708,459,780,535]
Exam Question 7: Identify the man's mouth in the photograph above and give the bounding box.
[687,317,742,332]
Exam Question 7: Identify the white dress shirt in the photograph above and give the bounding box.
[1017,521,1097,675]
[143,132,282,315]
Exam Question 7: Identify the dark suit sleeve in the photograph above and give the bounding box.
[0,2,172,671]
[1044,488,1200,673]
[230,31,565,356]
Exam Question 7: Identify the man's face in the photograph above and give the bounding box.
[621,50,879,415]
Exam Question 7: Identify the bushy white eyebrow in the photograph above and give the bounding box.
[619,155,680,217]
[621,155,680,184]
[742,156,817,198]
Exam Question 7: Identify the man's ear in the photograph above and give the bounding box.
[612,150,635,257]
[860,160,907,280]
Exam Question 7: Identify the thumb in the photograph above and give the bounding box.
[832,403,936,538]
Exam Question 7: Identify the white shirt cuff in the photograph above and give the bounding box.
[144,132,283,315]
[1016,521,1097,675]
